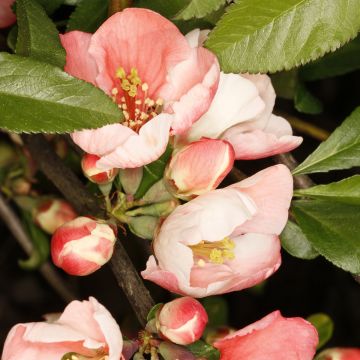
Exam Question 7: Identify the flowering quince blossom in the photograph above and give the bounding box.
[157,297,208,345]
[60,8,219,169]
[142,164,292,297]
[33,198,77,235]
[317,348,360,360]
[51,216,117,276]
[180,29,303,160]
[1,297,124,360]
[0,0,16,29]
[164,138,235,198]
[213,310,319,360]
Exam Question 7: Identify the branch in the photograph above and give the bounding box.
[0,192,77,303]
[23,134,154,326]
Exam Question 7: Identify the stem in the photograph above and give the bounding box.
[22,134,154,325]
[229,167,247,182]
[0,192,77,303]
[108,0,132,16]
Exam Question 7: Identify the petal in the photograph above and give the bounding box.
[88,8,190,95]
[96,113,172,169]
[186,73,265,142]
[71,123,134,157]
[214,311,318,360]
[60,31,98,84]
[230,165,293,235]
[185,29,210,48]
[222,115,303,160]
[0,0,16,28]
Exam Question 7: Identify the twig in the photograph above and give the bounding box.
[230,167,247,182]
[23,134,154,326]
[0,192,77,303]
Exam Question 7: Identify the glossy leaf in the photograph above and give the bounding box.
[175,0,226,20]
[294,83,323,115]
[134,0,189,18]
[35,0,64,14]
[293,107,360,175]
[67,0,108,33]
[294,176,360,205]
[307,313,334,349]
[16,0,66,68]
[187,340,220,360]
[0,54,122,133]
[292,200,360,274]
[206,0,360,73]
[280,220,319,260]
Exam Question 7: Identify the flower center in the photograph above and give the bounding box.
[61,352,108,360]
[189,237,236,265]
[112,67,164,132]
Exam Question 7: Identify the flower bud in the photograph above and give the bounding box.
[34,199,77,234]
[51,217,117,276]
[81,153,119,184]
[10,178,31,196]
[157,297,208,345]
[316,348,360,360]
[165,138,234,198]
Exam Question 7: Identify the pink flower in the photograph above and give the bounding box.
[181,29,302,160]
[164,138,234,198]
[61,9,219,170]
[2,297,123,360]
[157,297,208,345]
[317,348,360,360]
[213,310,318,360]
[142,165,292,297]
[51,217,117,276]
[34,199,77,234]
[0,0,16,28]
[82,153,119,184]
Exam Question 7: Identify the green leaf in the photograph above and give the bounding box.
[187,340,220,360]
[271,70,298,100]
[300,36,360,81]
[67,0,108,33]
[294,176,360,205]
[0,53,122,133]
[294,82,323,115]
[134,146,172,199]
[134,0,190,18]
[202,296,228,328]
[293,107,360,175]
[280,220,319,260]
[175,0,226,20]
[292,200,360,274]
[16,0,66,68]
[146,303,163,322]
[307,313,334,349]
[206,0,360,73]
[35,0,64,14]
[128,215,159,240]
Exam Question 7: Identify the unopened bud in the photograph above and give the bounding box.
[157,297,208,345]
[51,217,116,276]
[34,199,77,234]
[316,348,360,360]
[81,153,119,184]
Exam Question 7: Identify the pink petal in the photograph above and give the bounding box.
[230,165,293,236]
[0,0,16,28]
[71,123,134,157]
[88,8,190,96]
[214,311,318,360]
[96,113,172,169]
[60,31,98,84]
[185,29,210,48]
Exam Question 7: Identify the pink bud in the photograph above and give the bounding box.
[165,138,234,198]
[317,348,360,360]
[34,199,77,234]
[81,153,119,184]
[157,297,208,345]
[51,217,117,276]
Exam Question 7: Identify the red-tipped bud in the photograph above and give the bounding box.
[317,348,360,360]
[81,154,119,184]
[51,217,116,276]
[34,199,77,234]
[157,297,208,345]
[165,139,234,198]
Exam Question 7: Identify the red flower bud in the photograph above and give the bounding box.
[34,199,77,235]
[81,153,119,184]
[51,217,117,276]
[157,297,208,345]
[317,348,360,360]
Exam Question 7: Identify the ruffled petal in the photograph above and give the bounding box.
[0,0,16,28]
[88,8,190,95]
[96,113,172,169]
[60,31,98,84]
